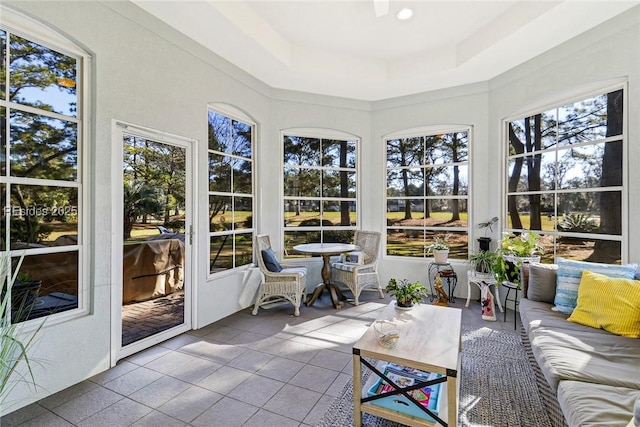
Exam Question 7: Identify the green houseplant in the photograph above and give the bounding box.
[386,278,427,308]
[468,250,498,278]
[0,254,43,405]
[425,234,450,263]
[492,231,544,287]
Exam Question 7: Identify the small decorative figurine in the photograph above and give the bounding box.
[433,273,449,307]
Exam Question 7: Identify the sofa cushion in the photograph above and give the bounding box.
[527,262,557,304]
[261,248,282,272]
[568,271,640,338]
[553,258,638,315]
[557,381,640,427]
[522,300,640,392]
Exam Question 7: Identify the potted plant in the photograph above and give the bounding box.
[477,217,498,251]
[468,250,498,279]
[425,234,450,263]
[492,231,544,287]
[0,254,43,404]
[385,278,427,309]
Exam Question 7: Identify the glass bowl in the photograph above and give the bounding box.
[373,319,400,348]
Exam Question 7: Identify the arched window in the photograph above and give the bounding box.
[282,128,359,256]
[504,84,626,263]
[207,104,255,273]
[1,7,90,322]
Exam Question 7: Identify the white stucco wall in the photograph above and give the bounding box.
[2,0,639,415]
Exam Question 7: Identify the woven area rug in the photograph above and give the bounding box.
[317,326,552,427]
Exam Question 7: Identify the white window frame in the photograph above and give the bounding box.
[0,6,91,326]
[502,81,628,262]
[383,125,471,260]
[281,128,360,257]
[207,103,255,276]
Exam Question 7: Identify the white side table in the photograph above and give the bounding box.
[466,271,504,313]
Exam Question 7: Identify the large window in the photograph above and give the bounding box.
[207,108,254,273]
[505,87,625,263]
[283,131,358,256]
[0,24,86,322]
[385,129,469,259]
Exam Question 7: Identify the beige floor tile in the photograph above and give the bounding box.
[128,375,191,408]
[50,386,122,424]
[102,366,164,396]
[197,365,252,394]
[226,349,275,373]
[307,348,352,371]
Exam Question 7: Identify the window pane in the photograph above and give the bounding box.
[322,229,354,243]
[208,111,230,152]
[558,191,621,235]
[424,199,468,227]
[387,168,424,197]
[209,195,231,232]
[558,94,609,145]
[284,168,320,197]
[558,142,622,189]
[322,139,356,168]
[210,235,233,272]
[232,120,252,158]
[233,197,252,230]
[427,132,468,164]
[430,230,468,260]
[506,194,555,232]
[283,136,320,167]
[284,230,309,256]
[234,233,253,267]
[386,137,424,168]
[10,110,77,180]
[9,34,77,117]
[232,158,252,194]
[9,185,78,249]
[386,228,425,257]
[556,238,621,264]
[323,201,355,227]
[427,165,468,196]
[209,154,231,192]
[509,110,558,153]
[322,170,355,198]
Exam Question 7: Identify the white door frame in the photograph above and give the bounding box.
[110,120,197,365]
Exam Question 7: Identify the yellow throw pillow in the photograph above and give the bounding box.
[568,270,640,338]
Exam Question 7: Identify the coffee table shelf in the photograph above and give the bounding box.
[353,303,462,427]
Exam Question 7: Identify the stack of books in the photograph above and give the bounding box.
[363,362,444,422]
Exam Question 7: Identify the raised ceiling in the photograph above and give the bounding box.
[133,0,639,101]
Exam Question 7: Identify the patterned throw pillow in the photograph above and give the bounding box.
[568,270,640,338]
[553,258,638,315]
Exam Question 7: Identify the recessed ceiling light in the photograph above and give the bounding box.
[396,8,413,20]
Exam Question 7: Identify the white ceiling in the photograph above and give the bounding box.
[133,0,639,101]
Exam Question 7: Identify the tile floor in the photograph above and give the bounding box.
[2,290,519,427]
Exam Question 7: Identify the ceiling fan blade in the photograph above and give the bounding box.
[373,0,389,17]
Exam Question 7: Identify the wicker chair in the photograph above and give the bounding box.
[253,234,307,316]
[331,230,384,305]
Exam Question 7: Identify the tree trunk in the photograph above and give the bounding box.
[508,124,524,229]
[589,90,623,262]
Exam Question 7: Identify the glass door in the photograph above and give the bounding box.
[113,124,194,362]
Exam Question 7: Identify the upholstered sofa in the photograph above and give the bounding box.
[518,260,640,427]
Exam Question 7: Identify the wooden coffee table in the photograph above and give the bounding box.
[353,302,462,426]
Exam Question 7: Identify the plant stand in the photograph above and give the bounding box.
[428,262,457,303]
